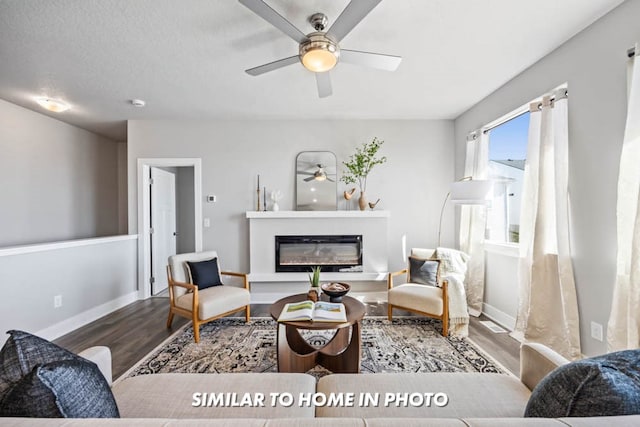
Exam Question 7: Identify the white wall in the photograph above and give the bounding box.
[117,142,128,234]
[0,236,138,346]
[127,120,454,274]
[176,166,196,253]
[454,0,640,356]
[0,99,121,246]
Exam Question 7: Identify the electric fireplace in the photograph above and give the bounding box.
[275,235,363,272]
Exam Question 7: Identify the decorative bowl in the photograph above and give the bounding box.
[321,282,351,303]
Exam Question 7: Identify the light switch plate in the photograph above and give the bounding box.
[590,321,603,342]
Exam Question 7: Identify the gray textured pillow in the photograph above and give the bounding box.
[0,359,119,418]
[408,257,440,287]
[525,349,640,417]
[0,330,84,401]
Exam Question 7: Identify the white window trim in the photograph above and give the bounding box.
[484,240,519,257]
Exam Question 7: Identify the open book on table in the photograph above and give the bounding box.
[278,300,347,323]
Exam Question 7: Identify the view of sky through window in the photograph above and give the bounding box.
[488,112,529,160]
[486,111,530,244]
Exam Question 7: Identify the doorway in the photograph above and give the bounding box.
[137,158,203,299]
[150,167,176,295]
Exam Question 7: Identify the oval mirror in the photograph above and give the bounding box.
[296,151,337,211]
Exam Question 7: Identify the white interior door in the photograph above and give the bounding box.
[150,167,176,295]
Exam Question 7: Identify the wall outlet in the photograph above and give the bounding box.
[590,321,603,342]
[54,295,62,308]
[203,218,211,228]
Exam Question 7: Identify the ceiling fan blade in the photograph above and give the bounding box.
[239,0,308,44]
[303,176,316,182]
[326,0,382,43]
[246,55,299,76]
[340,49,402,71]
[327,177,335,183]
[316,72,332,98]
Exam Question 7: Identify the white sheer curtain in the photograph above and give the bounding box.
[512,89,582,360]
[607,45,640,351]
[459,130,488,316]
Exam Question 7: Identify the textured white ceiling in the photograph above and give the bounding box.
[0,0,625,141]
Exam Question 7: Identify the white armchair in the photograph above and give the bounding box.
[387,248,449,337]
[166,251,250,343]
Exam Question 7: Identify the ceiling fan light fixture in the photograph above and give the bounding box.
[299,33,339,73]
[35,97,70,113]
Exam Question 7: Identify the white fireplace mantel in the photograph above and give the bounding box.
[246,210,389,283]
[245,210,390,219]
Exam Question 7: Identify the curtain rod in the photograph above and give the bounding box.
[481,89,568,134]
[481,109,528,135]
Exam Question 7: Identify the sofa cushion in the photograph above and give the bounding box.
[187,258,223,290]
[0,330,84,400]
[316,373,531,418]
[0,359,119,418]
[112,373,316,418]
[408,257,440,287]
[525,349,640,418]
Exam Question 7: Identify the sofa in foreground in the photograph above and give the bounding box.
[2,339,640,426]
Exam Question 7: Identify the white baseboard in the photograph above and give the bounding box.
[481,303,516,331]
[37,292,139,341]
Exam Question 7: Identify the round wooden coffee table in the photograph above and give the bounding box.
[269,293,365,373]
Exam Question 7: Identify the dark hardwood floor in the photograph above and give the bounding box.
[54,297,520,379]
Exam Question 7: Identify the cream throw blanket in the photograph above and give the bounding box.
[435,247,470,337]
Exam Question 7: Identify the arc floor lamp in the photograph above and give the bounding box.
[437,177,493,247]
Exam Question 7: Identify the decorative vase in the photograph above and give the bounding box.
[307,288,319,302]
[358,191,367,211]
[272,201,279,212]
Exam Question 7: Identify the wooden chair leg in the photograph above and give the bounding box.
[166,311,175,329]
[245,305,251,322]
[387,304,393,321]
[193,321,200,343]
[442,315,448,337]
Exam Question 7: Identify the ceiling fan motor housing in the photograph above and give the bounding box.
[299,32,340,72]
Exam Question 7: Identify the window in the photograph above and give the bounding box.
[485,111,530,244]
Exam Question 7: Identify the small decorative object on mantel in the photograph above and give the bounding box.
[343,188,356,200]
[341,137,387,211]
[270,190,283,212]
[307,266,321,302]
[263,186,267,212]
[256,174,261,211]
[343,187,356,210]
[368,198,381,210]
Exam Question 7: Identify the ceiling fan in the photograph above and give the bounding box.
[238,0,402,98]
[299,164,335,182]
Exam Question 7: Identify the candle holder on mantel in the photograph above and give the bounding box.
[256,174,261,211]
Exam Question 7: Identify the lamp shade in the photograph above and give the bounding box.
[450,180,493,205]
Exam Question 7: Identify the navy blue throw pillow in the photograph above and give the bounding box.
[525,349,640,417]
[408,257,440,287]
[187,257,223,290]
[0,359,119,418]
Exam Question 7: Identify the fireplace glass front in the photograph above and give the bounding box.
[275,235,363,272]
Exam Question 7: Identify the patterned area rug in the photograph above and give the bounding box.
[125,317,504,380]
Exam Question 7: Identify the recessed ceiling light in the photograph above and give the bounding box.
[36,97,70,113]
[130,99,146,107]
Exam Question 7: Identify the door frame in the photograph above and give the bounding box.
[137,158,203,299]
